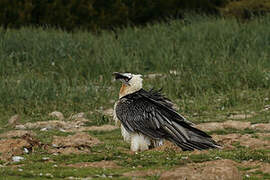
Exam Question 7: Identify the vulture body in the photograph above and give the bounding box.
[113,72,220,151]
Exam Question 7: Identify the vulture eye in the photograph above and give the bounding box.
[125,78,129,82]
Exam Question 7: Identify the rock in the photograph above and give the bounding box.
[45,173,54,178]
[7,115,20,127]
[40,128,48,131]
[0,130,36,139]
[160,159,241,180]
[42,157,50,161]
[262,105,270,111]
[49,111,64,120]
[23,148,29,154]
[15,125,26,130]
[12,156,25,162]
[169,70,180,75]
[65,161,120,169]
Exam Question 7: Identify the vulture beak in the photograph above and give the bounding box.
[113,72,131,86]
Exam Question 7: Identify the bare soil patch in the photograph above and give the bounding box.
[15,119,88,131]
[123,169,163,177]
[151,140,182,152]
[15,118,117,133]
[0,130,36,139]
[195,120,251,132]
[228,114,254,120]
[160,159,241,180]
[49,132,100,155]
[212,133,270,149]
[238,161,270,174]
[66,160,120,169]
[251,123,270,131]
[0,138,30,161]
[65,125,118,133]
[0,133,46,161]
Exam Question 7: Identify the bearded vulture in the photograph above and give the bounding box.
[113,72,220,151]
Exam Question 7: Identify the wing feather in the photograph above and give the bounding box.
[115,89,220,151]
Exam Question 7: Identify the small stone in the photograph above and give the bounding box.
[70,113,85,120]
[8,115,20,127]
[146,73,164,79]
[42,157,50,161]
[52,144,57,148]
[23,148,29,154]
[12,156,25,162]
[169,70,180,75]
[40,128,48,131]
[103,108,114,117]
[59,128,66,132]
[49,111,64,120]
[15,125,26,130]
[45,173,53,178]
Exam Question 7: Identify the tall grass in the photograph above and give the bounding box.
[0,15,270,121]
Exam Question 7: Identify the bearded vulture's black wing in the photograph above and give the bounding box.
[116,89,220,151]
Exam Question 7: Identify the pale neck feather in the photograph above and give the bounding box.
[119,75,143,98]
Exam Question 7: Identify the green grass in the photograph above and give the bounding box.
[0,14,270,125]
[0,14,270,179]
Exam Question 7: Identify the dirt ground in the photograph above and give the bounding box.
[0,112,269,179]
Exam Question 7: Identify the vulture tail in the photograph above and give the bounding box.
[165,121,221,151]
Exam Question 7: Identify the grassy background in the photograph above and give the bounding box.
[0,14,270,180]
[0,14,270,125]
